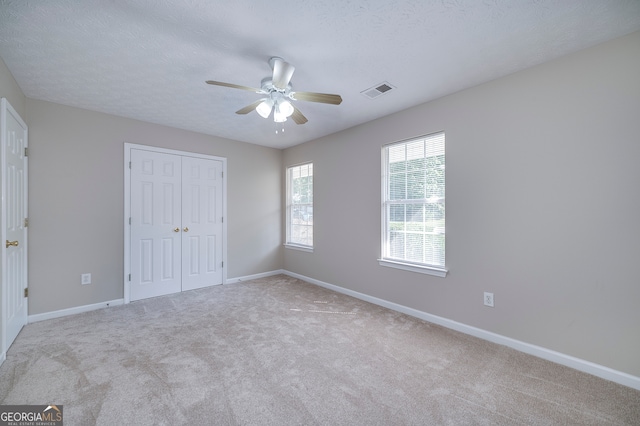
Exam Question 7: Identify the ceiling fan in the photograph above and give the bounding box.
[206,57,342,125]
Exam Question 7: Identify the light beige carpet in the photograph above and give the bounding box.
[1,274,638,425]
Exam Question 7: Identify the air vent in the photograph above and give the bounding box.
[361,81,396,99]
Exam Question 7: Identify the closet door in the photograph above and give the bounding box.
[130,149,182,301]
[181,156,224,291]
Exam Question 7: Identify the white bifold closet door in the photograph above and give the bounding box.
[130,149,223,301]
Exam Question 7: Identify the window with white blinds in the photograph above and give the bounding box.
[286,163,313,249]
[380,133,446,276]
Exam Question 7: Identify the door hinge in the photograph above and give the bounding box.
[24,147,29,157]
[222,261,224,268]
[128,274,131,281]
[24,218,29,227]
[221,171,224,178]
[221,217,223,223]
[129,217,131,225]
[24,288,28,298]
[129,161,132,169]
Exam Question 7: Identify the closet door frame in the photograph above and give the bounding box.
[123,143,227,304]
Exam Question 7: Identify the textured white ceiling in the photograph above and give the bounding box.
[1,0,639,149]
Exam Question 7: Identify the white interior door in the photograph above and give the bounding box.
[130,149,182,301]
[181,156,223,291]
[1,98,28,354]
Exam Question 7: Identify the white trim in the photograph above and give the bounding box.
[123,143,228,304]
[282,270,640,391]
[0,351,6,367]
[226,269,285,284]
[28,299,124,323]
[28,271,285,323]
[284,243,314,253]
[378,259,447,277]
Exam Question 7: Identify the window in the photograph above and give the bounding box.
[380,133,446,276]
[286,163,313,250]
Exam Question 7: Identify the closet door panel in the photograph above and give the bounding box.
[181,156,223,291]
[130,150,182,301]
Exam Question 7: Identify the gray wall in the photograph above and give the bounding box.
[283,31,640,377]
[0,56,25,117]
[25,99,283,315]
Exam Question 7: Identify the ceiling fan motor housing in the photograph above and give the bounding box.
[260,77,292,95]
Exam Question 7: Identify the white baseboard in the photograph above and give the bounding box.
[29,269,288,324]
[283,270,640,391]
[226,269,285,284]
[28,299,125,323]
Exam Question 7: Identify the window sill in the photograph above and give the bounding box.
[378,259,447,277]
[285,244,314,253]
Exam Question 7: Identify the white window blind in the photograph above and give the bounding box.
[286,163,313,248]
[382,133,445,272]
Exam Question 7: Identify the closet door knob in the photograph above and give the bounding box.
[173,228,180,232]
[183,227,189,232]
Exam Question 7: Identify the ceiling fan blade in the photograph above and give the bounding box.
[291,91,342,105]
[272,58,295,90]
[291,106,308,125]
[206,80,261,92]
[235,100,264,115]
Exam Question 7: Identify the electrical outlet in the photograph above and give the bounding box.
[81,273,92,285]
[484,292,494,307]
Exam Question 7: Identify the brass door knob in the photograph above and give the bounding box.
[6,240,19,248]
[183,227,189,232]
[174,228,180,232]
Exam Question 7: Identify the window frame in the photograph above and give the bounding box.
[285,162,314,252]
[379,133,447,277]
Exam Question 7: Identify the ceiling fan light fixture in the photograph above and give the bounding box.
[256,99,273,118]
[273,108,287,122]
[278,100,294,118]
[273,101,289,122]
